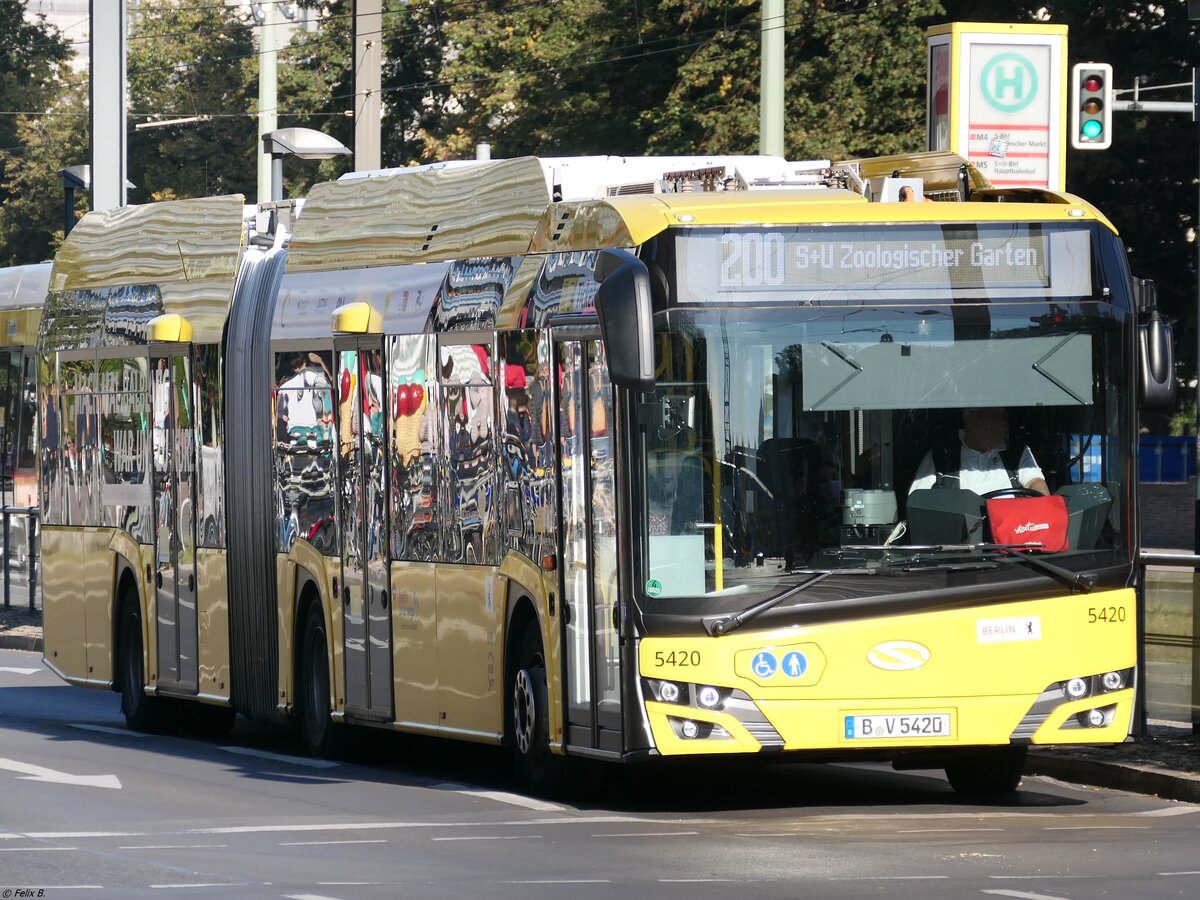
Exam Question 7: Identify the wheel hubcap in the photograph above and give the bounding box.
[513,668,536,754]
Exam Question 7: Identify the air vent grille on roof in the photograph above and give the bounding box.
[606,182,658,196]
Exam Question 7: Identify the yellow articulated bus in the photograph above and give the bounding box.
[38,152,1173,795]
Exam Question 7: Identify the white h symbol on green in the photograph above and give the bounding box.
[993,63,1025,101]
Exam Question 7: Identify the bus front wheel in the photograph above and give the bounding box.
[945,746,1027,796]
[300,605,345,758]
[118,598,176,733]
[510,624,566,796]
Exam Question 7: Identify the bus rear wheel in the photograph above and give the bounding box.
[300,605,345,758]
[945,746,1027,796]
[118,598,176,734]
[510,624,566,797]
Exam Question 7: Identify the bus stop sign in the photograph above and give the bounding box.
[926,22,1068,191]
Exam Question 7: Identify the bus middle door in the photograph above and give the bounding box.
[150,350,198,694]
[556,337,622,754]
[335,341,394,721]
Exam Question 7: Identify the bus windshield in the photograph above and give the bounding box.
[635,301,1130,603]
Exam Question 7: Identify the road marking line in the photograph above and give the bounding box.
[70,724,150,738]
[987,876,1081,880]
[830,876,949,881]
[431,782,564,811]
[1043,825,1150,830]
[1159,871,1200,876]
[0,666,40,675]
[119,844,229,850]
[218,746,340,769]
[0,757,121,789]
[17,831,147,839]
[280,839,387,846]
[508,880,612,884]
[287,895,348,900]
[0,846,78,851]
[590,831,699,838]
[18,815,651,841]
[898,828,1004,834]
[659,879,744,883]
[431,835,541,841]
[982,891,1071,900]
[188,815,645,836]
[150,885,246,890]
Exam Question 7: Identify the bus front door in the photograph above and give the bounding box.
[336,342,394,721]
[150,351,198,694]
[557,339,622,754]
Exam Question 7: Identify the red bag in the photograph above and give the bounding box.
[986,496,1069,552]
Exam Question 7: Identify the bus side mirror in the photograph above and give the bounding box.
[1135,278,1176,411]
[594,248,655,393]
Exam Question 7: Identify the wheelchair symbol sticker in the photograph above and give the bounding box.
[781,651,808,678]
[751,651,777,678]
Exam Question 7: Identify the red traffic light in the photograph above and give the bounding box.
[1083,75,1104,92]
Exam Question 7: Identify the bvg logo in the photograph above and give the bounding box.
[868,640,931,671]
[980,52,1038,113]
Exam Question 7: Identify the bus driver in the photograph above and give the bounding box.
[909,407,1050,497]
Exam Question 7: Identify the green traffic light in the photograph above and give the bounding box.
[1082,120,1103,139]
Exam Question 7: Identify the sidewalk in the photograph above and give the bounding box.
[1027,721,1200,803]
[0,602,41,652]
[2,606,1197,801]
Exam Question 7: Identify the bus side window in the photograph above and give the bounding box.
[500,331,554,562]
[439,340,496,565]
[389,334,438,562]
[272,349,335,554]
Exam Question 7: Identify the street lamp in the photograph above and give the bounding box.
[261,127,351,201]
[58,165,136,236]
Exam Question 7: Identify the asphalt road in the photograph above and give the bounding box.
[1,647,1198,900]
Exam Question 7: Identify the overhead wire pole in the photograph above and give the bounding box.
[760,0,784,156]
[90,0,128,211]
[257,2,279,204]
[354,0,382,172]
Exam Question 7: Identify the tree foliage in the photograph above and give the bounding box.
[647,0,941,158]
[126,0,258,200]
[0,7,74,263]
[0,82,87,265]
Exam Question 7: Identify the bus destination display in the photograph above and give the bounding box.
[672,224,1092,302]
[719,230,1047,291]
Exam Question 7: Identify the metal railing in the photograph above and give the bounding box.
[1140,550,1199,730]
[1,505,38,611]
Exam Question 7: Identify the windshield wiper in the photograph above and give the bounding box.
[806,542,1096,592]
[870,542,1096,592]
[985,543,1096,592]
[705,571,834,637]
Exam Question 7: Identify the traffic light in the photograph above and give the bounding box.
[1071,63,1112,150]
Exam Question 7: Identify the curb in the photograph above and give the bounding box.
[0,633,42,652]
[1028,753,1200,803]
